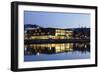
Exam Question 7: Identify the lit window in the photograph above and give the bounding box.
[48,32,49,34]
[39,30,41,32]
[37,33,39,35]
[41,33,45,35]
[35,30,37,32]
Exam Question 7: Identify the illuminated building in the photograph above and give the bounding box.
[55,29,73,39]
[24,24,73,40]
[24,24,90,40]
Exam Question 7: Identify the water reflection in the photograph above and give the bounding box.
[24,43,90,55]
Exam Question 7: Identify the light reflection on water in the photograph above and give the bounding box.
[24,43,90,62]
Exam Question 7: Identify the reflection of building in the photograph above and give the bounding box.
[24,42,90,55]
[24,43,73,55]
[55,43,73,53]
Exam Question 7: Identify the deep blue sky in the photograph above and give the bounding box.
[24,11,90,28]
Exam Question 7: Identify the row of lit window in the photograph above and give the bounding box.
[32,32,51,36]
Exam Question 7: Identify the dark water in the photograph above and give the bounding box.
[24,43,90,62]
